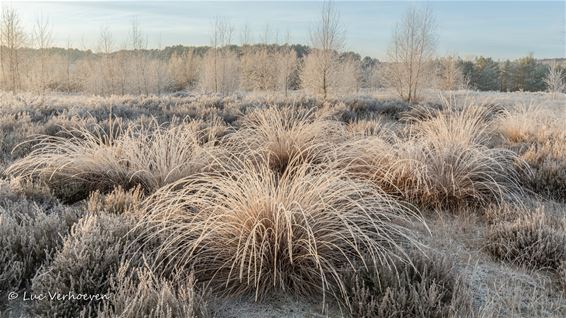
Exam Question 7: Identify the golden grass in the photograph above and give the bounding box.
[497,101,566,201]
[137,154,422,304]
[226,107,345,173]
[6,118,223,202]
[340,97,526,209]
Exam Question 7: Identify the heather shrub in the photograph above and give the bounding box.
[520,138,566,202]
[0,112,42,162]
[560,261,566,293]
[486,209,566,270]
[138,155,421,303]
[30,212,143,317]
[344,250,473,318]
[90,263,211,318]
[0,199,82,305]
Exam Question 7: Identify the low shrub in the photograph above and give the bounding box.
[90,263,210,318]
[486,209,566,270]
[0,199,82,306]
[30,212,143,317]
[344,250,474,318]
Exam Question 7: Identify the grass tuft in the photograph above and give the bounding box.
[137,155,421,304]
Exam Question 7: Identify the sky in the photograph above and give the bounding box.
[5,0,566,60]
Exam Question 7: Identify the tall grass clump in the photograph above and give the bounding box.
[137,155,421,304]
[226,107,345,173]
[497,102,566,201]
[6,118,222,202]
[342,97,526,209]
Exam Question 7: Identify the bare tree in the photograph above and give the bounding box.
[278,32,297,96]
[0,7,26,93]
[201,17,238,94]
[240,23,252,45]
[32,14,52,93]
[301,0,344,99]
[130,18,149,95]
[436,55,466,91]
[544,61,565,98]
[385,6,436,103]
[98,25,115,95]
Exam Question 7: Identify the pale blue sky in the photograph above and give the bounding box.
[8,1,566,60]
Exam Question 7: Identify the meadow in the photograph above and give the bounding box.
[0,89,564,317]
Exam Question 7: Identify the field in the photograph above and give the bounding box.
[0,89,564,317]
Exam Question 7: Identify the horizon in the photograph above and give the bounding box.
[7,0,566,60]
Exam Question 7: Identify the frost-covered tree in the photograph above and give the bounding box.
[544,61,565,98]
[0,7,26,93]
[277,43,298,96]
[200,17,239,95]
[168,50,200,91]
[384,6,436,103]
[300,0,344,98]
[435,55,466,91]
[31,14,52,93]
[337,55,362,94]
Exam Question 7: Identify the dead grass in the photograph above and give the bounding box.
[6,118,222,203]
[137,154,422,305]
[226,107,345,174]
[340,97,525,209]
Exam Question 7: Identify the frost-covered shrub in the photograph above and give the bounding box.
[0,198,82,306]
[30,213,142,317]
[344,251,473,318]
[486,209,566,269]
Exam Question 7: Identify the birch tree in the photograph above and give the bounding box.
[385,6,436,103]
[300,0,344,98]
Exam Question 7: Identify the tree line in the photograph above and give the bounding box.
[0,4,563,101]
